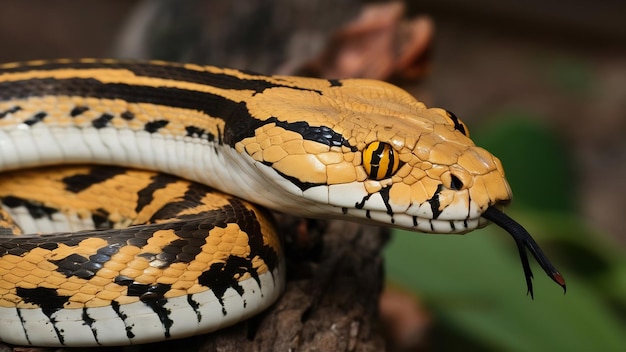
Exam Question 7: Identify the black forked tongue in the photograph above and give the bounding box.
[482,206,566,298]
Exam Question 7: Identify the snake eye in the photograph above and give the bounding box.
[362,142,399,180]
[445,110,469,137]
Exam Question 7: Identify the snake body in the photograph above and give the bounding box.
[0,59,565,346]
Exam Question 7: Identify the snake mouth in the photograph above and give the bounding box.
[481,206,566,298]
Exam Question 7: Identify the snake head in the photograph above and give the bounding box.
[235,77,564,296]
[237,78,513,232]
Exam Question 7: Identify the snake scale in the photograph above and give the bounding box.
[0,59,565,347]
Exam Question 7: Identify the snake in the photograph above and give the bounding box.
[0,59,566,347]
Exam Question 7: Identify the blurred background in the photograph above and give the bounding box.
[0,0,624,351]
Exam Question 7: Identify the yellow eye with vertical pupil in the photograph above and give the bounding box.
[362,142,400,180]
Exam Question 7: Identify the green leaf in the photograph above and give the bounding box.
[385,220,626,352]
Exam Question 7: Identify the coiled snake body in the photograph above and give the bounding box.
[0,59,565,346]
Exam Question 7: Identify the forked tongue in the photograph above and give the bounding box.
[481,206,566,298]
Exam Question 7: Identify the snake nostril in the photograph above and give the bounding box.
[450,174,464,190]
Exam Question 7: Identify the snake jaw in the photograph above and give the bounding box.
[481,206,566,298]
